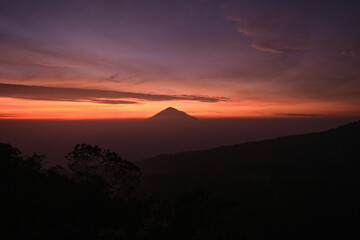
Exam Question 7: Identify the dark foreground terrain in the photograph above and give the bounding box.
[1,120,360,239]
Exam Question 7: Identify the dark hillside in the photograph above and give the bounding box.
[139,120,360,177]
[136,121,360,238]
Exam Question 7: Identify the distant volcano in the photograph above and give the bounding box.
[148,107,198,121]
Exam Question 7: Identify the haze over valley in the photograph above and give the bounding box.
[1,107,357,164]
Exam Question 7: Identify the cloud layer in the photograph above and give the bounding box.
[0,83,227,104]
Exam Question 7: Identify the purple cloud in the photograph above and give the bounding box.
[222,2,309,54]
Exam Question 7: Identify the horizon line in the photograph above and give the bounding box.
[1,115,359,120]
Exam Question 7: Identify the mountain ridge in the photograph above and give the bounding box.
[138,119,360,176]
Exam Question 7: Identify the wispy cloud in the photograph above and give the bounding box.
[0,83,227,104]
[276,113,329,117]
[34,62,68,68]
[0,113,20,118]
[341,44,360,60]
[251,40,308,54]
[0,31,110,68]
[222,3,309,54]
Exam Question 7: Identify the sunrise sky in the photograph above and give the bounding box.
[1,0,360,119]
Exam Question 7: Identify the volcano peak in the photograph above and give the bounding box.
[148,107,198,121]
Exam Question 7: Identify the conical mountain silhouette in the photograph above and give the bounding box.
[148,107,198,121]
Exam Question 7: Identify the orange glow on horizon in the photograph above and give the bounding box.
[1,97,359,119]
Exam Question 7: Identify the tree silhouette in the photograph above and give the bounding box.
[65,143,141,197]
[21,153,46,172]
[65,143,102,183]
[100,149,141,197]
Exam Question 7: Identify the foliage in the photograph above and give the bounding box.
[65,143,141,197]
[65,143,102,182]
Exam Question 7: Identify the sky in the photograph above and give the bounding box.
[0,0,360,119]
